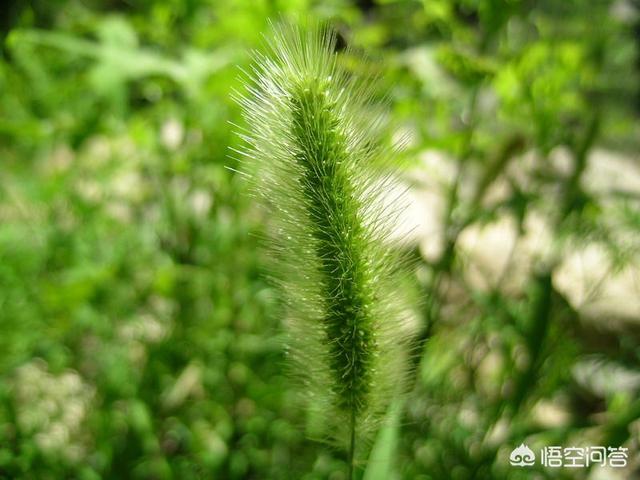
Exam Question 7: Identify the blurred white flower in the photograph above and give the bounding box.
[161,118,184,150]
[554,243,640,323]
[13,360,94,464]
[189,189,212,218]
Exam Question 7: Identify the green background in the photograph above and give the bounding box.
[1,0,639,478]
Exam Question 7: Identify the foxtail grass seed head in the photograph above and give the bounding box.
[233,22,416,452]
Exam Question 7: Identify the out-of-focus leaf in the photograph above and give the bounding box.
[363,398,404,480]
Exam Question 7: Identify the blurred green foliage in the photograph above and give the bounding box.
[0,0,639,479]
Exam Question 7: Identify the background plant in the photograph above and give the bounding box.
[0,0,639,479]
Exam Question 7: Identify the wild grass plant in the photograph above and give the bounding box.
[234,23,416,478]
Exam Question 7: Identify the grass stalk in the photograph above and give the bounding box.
[348,408,356,480]
[234,22,415,474]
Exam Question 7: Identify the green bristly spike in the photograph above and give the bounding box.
[233,22,415,478]
[290,80,375,416]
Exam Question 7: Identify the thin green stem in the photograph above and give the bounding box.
[348,408,356,480]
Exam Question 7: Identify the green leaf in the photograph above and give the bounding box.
[363,398,404,480]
